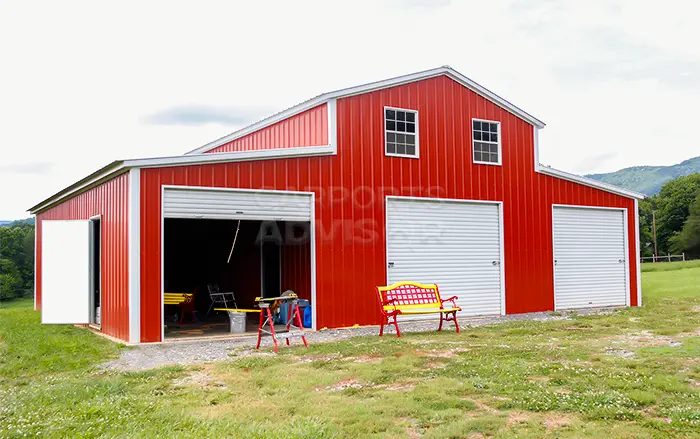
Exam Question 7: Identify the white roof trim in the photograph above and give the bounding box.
[185,66,546,155]
[537,165,645,200]
[28,145,335,214]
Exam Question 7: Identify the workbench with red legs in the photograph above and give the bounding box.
[254,294,309,352]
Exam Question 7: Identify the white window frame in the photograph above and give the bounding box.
[472,118,501,166]
[384,106,419,159]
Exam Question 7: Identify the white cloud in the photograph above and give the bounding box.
[0,0,698,219]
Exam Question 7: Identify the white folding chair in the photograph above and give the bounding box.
[207,283,238,314]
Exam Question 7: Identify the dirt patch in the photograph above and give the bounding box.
[605,348,636,359]
[528,376,550,383]
[543,414,572,429]
[507,411,534,426]
[374,382,416,391]
[324,378,365,392]
[609,330,683,348]
[425,361,445,370]
[350,355,383,364]
[172,368,228,390]
[417,348,470,358]
[294,353,342,363]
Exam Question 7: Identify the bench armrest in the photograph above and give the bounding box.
[441,296,459,308]
[380,298,400,315]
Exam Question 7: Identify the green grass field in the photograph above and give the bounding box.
[1,264,698,438]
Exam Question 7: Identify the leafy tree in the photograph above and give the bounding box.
[669,192,700,257]
[653,174,700,254]
[638,198,655,257]
[0,223,34,300]
[0,258,23,300]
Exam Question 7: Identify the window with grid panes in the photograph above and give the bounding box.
[385,108,418,157]
[472,119,500,164]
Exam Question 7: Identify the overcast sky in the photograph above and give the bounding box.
[1,0,698,220]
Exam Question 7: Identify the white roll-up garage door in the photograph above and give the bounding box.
[553,206,629,310]
[386,197,504,318]
[163,187,313,221]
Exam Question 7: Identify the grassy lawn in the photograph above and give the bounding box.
[1,266,698,438]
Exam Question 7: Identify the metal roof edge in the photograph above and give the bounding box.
[28,161,127,214]
[28,145,336,214]
[538,165,646,200]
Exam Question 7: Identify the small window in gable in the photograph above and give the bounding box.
[385,107,418,158]
[472,119,501,165]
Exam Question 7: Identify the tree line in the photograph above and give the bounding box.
[0,223,34,300]
[639,173,700,258]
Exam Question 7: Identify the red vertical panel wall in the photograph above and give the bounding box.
[35,173,130,341]
[204,104,328,154]
[139,76,639,341]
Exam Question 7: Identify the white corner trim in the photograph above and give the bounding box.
[126,144,336,168]
[538,166,646,200]
[128,169,141,343]
[533,127,540,170]
[185,66,546,155]
[310,191,318,330]
[634,199,642,306]
[327,98,337,154]
[34,217,38,311]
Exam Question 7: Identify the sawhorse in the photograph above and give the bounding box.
[255,295,309,352]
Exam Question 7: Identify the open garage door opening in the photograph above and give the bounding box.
[161,186,316,341]
[163,218,312,340]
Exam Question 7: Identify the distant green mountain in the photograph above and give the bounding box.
[0,218,35,227]
[586,156,700,196]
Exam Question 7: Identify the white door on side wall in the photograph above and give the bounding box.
[385,198,504,319]
[41,220,91,324]
[553,206,629,310]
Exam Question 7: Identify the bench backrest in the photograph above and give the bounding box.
[164,292,193,305]
[375,281,443,311]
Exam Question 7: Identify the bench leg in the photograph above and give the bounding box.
[439,311,460,333]
[392,314,401,338]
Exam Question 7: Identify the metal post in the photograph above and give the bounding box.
[683,253,686,262]
[668,253,671,262]
[652,211,658,261]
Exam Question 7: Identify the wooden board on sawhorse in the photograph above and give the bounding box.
[255,294,309,352]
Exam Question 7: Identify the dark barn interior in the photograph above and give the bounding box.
[163,218,311,339]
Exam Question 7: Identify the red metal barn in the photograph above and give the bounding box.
[30,67,644,344]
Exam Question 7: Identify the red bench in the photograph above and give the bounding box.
[375,281,461,337]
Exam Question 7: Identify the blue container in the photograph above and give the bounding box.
[277,300,310,325]
[303,306,312,328]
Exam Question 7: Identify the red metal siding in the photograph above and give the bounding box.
[35,173,130,342]
[281,239,311,303]
[139,75,639,341]
[204,104,329,154]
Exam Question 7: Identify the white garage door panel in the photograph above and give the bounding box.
[386,198,503,319]
[553,207,628,310]
[42,221,91,324]
[163,188,312,221]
